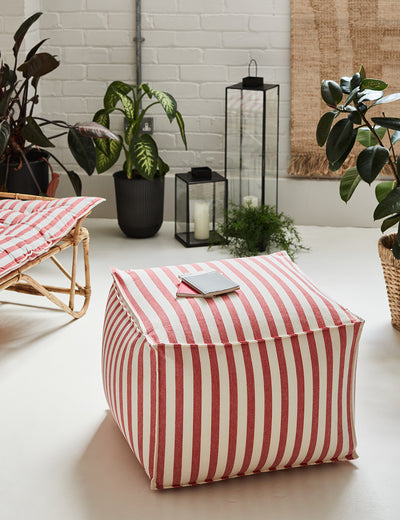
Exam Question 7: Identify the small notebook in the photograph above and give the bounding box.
[176,280,212,298]
[177,270,240,297]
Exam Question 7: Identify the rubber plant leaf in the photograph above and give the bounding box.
[374,187,400,220]
[131,134,158,179]
[0,121,10,156]
[361,78,388,91]
[358,89,383,103]
[326,118,354,164]
[372,92,400,106]
[321,80,343,106]
[17,53,59,79]
[375,181,396,203]
[339,167,361,202]
[316,111,337,147]
[357,145,389,184]
[13,12,42,57]
[67,170,82,197]
[21,116,55,147]
[381,214,400,233]
[356,126,386,147]
[68,128,96,176]
[391,130,400,145]
[371,117,400,132]
[151,90,177,122]
[329,130,357,172]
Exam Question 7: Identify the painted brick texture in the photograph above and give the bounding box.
[1,0,290,197]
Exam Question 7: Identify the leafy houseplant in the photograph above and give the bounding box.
[215,202,306,260]
[316,65,400,258]
[93,80,187,237]
[0,12,117,196]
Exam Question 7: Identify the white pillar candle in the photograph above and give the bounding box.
[242,195,258,208]
[193,200,210,240]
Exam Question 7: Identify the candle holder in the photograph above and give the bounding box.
[175,168,227,247]
[225,60,279,209]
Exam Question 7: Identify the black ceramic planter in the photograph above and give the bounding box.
[113,171,164,238]
[0,152,49,195]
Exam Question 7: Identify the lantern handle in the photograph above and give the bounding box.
[248,59,258,77]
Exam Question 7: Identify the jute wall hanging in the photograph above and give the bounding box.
[289,0,400,178]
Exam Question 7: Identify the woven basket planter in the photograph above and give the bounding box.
[378,233,400,330]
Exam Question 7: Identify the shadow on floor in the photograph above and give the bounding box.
[76,412,359,520]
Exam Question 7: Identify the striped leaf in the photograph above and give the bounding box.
[151,90,177,122]
[131,134,158,179]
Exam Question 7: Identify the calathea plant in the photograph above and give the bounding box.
[92,81,187,178]
[317,65,400,257]
[0,12,117,196]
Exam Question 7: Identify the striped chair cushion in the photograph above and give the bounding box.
[102,252,364,490]
[0,196,103,278]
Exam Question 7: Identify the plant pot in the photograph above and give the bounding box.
[0,151,49,196]
[113,171,164,238]
[378,233,400,330]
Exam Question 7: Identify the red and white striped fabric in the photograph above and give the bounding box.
[102,252,364,490]
[0,196,104,278]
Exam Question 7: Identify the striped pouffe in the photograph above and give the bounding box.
[102,252,364,490]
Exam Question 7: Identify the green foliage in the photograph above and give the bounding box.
[0,12,117,195]
[316,65,400,258]
[93,81,187,180]
[215,203,307,260]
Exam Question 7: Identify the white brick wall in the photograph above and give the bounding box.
[1,0,294,220]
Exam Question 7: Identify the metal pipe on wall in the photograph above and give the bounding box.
[135,0,143,86]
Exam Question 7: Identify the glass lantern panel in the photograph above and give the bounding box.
[175,175,188,239]
[264,87,279,208]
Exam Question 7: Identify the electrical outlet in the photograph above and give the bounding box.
[140,117,153,134]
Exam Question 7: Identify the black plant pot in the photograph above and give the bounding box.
[113,171,165,238]
[0,151,49,195]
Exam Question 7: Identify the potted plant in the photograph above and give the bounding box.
[316,65,400,328]
[93,80,187,238]
[215,202,306,260]
[0,12,117,196]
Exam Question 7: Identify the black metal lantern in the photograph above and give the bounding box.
[225,60,279,209]
[175,167,227,247]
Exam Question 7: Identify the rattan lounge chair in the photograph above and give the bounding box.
[0,191,103,318]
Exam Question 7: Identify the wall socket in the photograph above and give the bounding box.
[140,117,154,134]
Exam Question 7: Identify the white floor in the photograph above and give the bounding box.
[1,221,399,520]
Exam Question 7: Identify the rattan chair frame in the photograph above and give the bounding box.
[0,191,91,319]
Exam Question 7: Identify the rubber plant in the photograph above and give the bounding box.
[0,12,118,196]
[92,80,187,179]
[316,65,400,257]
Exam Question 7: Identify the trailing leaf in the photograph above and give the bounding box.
[175,110,187,149]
